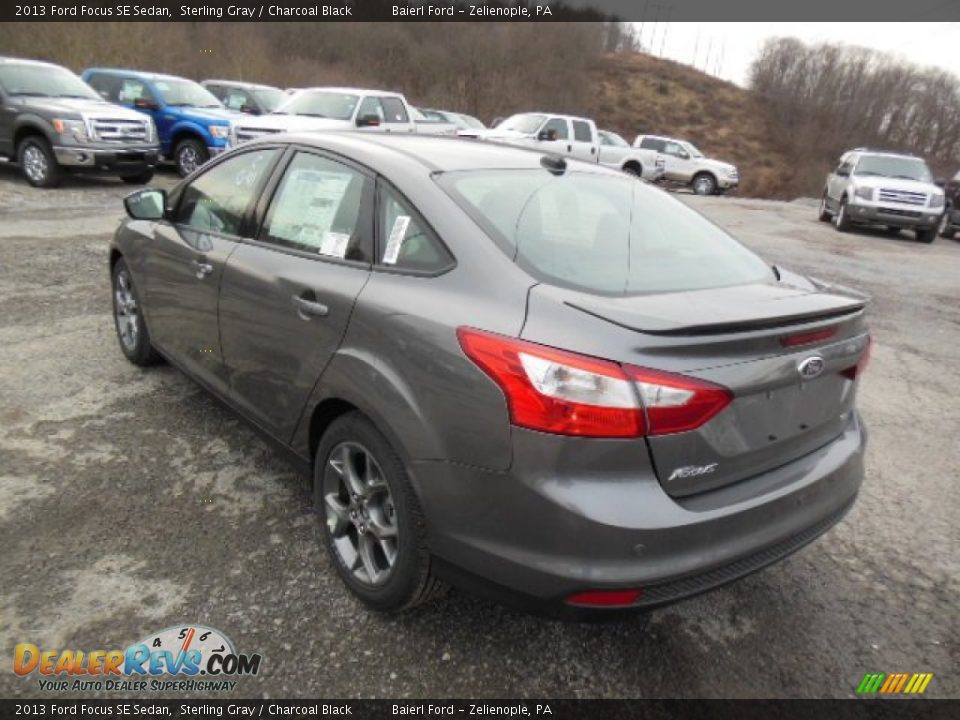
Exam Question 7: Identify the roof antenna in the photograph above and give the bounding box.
[540,154,566,176]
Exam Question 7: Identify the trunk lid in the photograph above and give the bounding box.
[522,278,870,497]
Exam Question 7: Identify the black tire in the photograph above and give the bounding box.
[622,163,643,179]
[174,137,208,177]
[818,194,832,222]
[835,197,853,232]
[111,258,162,366]
[315,412,446,612]
[17,135,62,188]
[939,212,956,239]
[916,227,937,244]
[121,169,155,185]
[691,172,717,196]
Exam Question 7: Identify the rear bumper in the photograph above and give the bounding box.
[412,412,866,613]
[846,201,941,228]
[53,145,159,173]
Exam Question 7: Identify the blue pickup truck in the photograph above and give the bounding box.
[82,68,240,176]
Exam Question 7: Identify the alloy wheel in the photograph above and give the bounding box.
[178,146,200,175]
[22,145,48,184]
[323,441,399,587]
[114,269,139,352]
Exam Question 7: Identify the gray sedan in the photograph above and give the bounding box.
[112,134,871,617]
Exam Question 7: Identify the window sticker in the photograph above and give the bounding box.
[319,231,351,259]
[383,215,411,265]
[268,169,354,249]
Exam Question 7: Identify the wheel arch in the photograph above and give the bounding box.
[621,159,643,175]
[14,119,54,151]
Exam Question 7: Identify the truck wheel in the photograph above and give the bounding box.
[17,136,62,188]
[121,170,155,185]
[174,138,208,177]
[939,212,955,239]
[916,227,937,244]
[691,172,717,196]
[834,198,853,232]
[818,194,832,222]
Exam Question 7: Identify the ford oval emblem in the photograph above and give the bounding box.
[798,356,825,380]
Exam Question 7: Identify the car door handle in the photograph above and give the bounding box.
[292,294,329,319]
[192,259,213,278]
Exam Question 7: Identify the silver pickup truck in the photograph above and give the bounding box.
[478,113,665,181]
[634,134,739,195]
[230,87,457,145]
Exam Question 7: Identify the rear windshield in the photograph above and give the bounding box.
[437,170,771,295]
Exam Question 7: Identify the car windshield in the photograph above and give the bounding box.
[438,170,771,295]
[497,114,546,134]
[456,114,485,129]
[274,91,359,120]
[601,131,629,147]
[0,64,100,100]
[154,78,222,108]
[683,142,704,158]
[854,155,933,182]
[252,86,286,112]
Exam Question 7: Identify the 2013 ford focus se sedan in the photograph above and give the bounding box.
[111,133,870,616]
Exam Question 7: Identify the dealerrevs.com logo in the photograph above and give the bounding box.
[14,624,262,693]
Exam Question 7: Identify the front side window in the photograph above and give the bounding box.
[261,152,369,261]
[252,87,286,113]
[542,118,569,140]
[572,121,592,142]
[683,142,704,158]
[175,149,278,235]
[119,79,154,104]
[378,186,452,273]
[639,137,665,151]
[664,141,687,157]
[358,96,385,121]
[223,88,253,112]
[439,169,771,295]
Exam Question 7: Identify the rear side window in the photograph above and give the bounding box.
[639,137,664,151]
[175,149,278,235]
[438,170,770,295]
[572,121,592,142]
[378,185,453,273]
[380,97,409,124]
[261,152,370,261]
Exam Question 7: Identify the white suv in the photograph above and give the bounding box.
[819,149,945,243]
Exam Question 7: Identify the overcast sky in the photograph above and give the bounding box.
[632,22,960,86]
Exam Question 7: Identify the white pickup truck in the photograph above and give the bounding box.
[230,87,458,145]
[633,134,739,195]
[476,113,665,181]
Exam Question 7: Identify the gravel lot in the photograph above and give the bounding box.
[1,166,957,699]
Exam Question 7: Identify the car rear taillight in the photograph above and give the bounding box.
[781,325,839,347]
[457,328,733,438]
[456,328,644,438]
[625,366,733,435]
[842,335,873,380]
[566,589,644,607]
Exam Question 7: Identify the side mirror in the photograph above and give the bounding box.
[836,167,850,177]
[678,151,690,160]
[356,113,381,128]
[133,98,159,111]
[240,104,260,115]
[537,129,558,142]
[934,177,946,188]
[124,189,167,221]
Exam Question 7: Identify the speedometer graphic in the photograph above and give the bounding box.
[135,624,235,673]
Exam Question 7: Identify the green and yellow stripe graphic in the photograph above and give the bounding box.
[857,672,934,695]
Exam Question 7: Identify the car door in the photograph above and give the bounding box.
[217,148,375,441]
[143,147,281,394]
[569,119,598,163]
[662,139,693,181]
[0,86,14,159]
[379,96,414,134]
[827,155,854,204]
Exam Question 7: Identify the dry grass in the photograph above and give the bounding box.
[587,52,796,198]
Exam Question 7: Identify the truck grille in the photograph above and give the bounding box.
[235,127,281,143]
[877,188,927,206]
[91,118,150,143]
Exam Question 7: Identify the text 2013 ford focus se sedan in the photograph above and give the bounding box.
[111,134,870,616]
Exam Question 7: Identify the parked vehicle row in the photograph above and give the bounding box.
[818,148,947,243]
